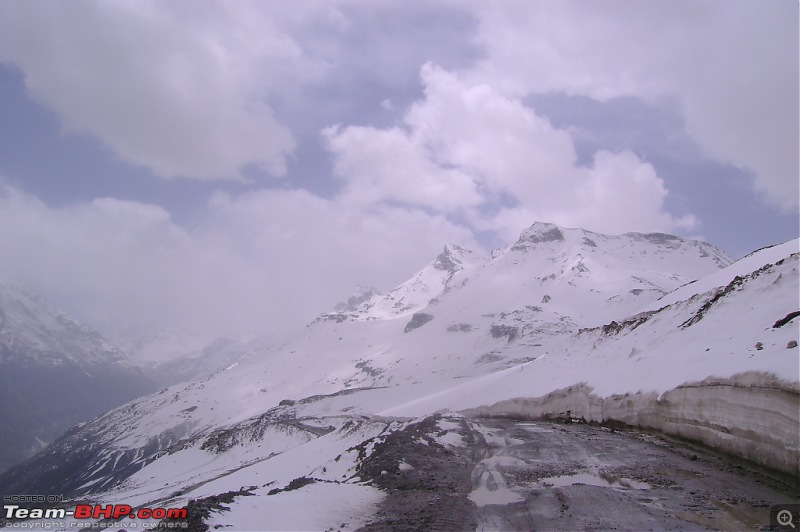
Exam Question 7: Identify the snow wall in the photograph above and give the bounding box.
[462,371,799,479]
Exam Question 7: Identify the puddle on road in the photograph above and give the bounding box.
[470,464,526,507]
[516,422,554,433]
[469,485,526,507]
[470,471,651,508]
[536,471,651,490]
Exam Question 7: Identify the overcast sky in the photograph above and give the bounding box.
[0,0,797,339]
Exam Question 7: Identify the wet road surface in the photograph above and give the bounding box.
[358,415,798,531]
[468,419,798,530]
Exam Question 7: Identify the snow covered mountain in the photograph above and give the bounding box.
[1,224,797,530]
[0,281,157,473]
[326,224,728,326]
[321,243,484,322]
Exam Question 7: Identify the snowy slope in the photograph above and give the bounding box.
[645,239,799,311]
[320,244,485,322]
[446,223,731,324]
[0,280,132,367]
[1,225,796,530]
[0,281,156,473]
[383,249,800,413]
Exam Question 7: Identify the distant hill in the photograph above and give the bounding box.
[0,280,157,472]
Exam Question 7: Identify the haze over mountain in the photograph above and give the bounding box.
[113,330,259,389]
[0,281,157,473]
[1,223,796,530]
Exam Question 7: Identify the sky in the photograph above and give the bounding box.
[0,0,797,339]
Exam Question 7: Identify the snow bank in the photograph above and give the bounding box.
[463,372,799,477]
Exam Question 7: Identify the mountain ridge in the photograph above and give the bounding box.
[324,222,732,328]
[0,224,796,528]
[0,280,157,473]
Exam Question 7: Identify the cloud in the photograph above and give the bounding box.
[0,1,304,181]
[0,180,476,336]
[464,0,799,211]
[324,64,697,242]
[323,123,482,212]
[0,1,793,206]
[0,1,481,182]
[0,1,793,340]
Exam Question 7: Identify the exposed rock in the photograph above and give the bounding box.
[511,225,565,251]
[475,352,504,364]
[319,313,349,323]
[267,476,316,496]
[335,287,381,312]
[355,415,477,531]
[404,313,434,333]
[433,246,462,272]
[489,325,518,342]
[773,310,800,329]
[636,232,682,246]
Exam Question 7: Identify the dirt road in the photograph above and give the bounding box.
[358,415,798,531]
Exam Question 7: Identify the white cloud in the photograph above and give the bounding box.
[0,1,309,180]
[574,150,698,234]
[0,181,476,336]
[0,1,793,205]
[323,123,482,212]
[0,1,793,340]
[325,65,697,242]
[464,0,799,211]
[0,1,482,182]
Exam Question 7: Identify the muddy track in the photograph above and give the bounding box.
[355,414,477,531]
[357,415,799,531]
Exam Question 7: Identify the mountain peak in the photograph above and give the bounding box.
[433,244,473,272]
[511,222,571,252]
[508,223,731,268]
[319,244,483,323]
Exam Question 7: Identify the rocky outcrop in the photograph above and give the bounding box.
[404,312,434,333]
